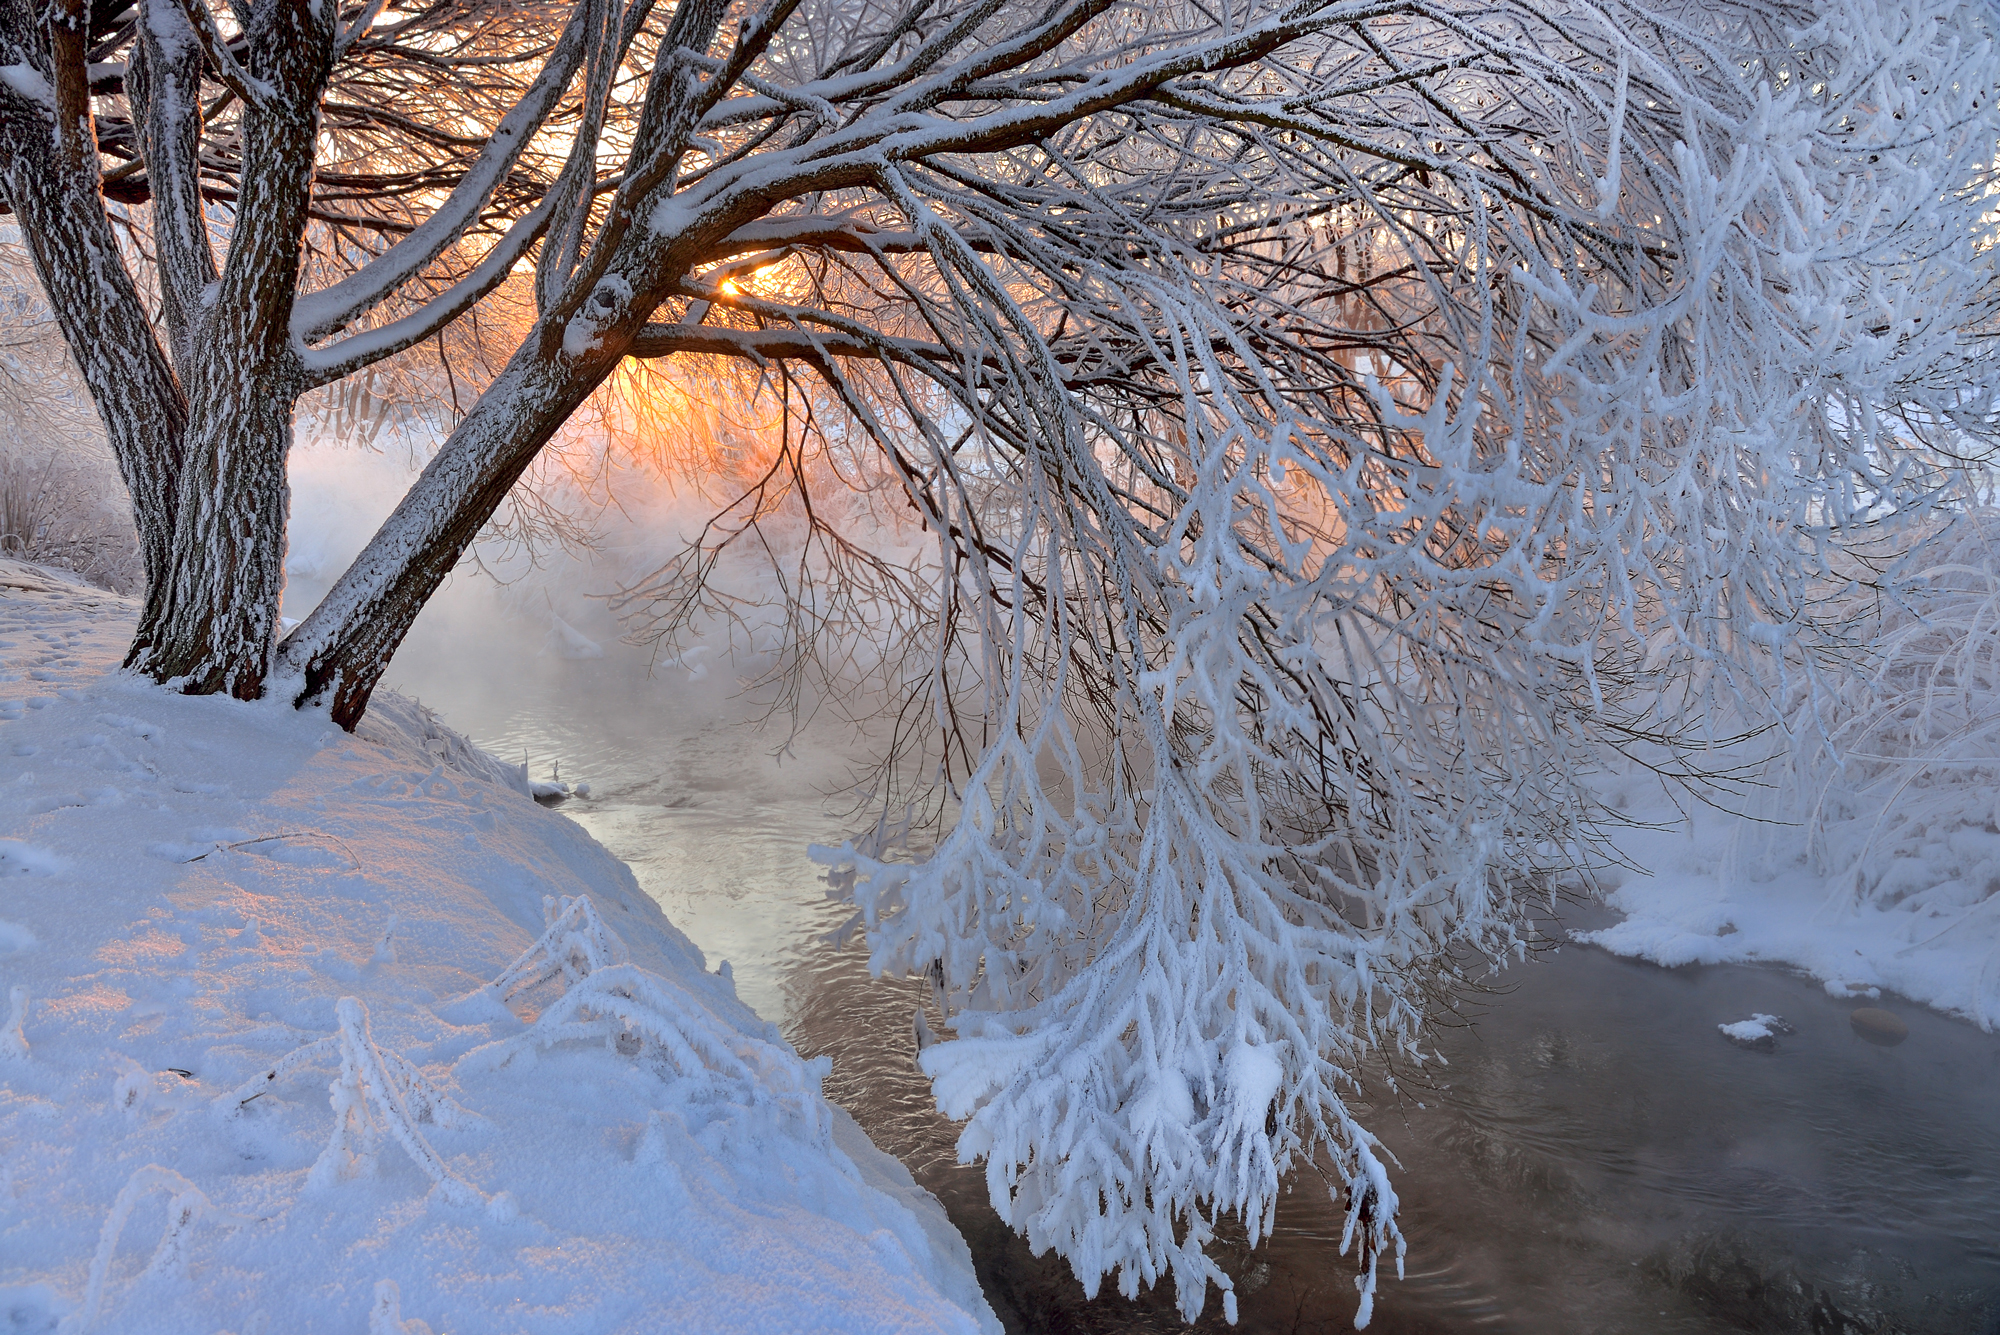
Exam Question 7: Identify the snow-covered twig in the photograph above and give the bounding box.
[461,963,830,1143]
[183,830,361,869]
[58,1165,244,1333]
[309,998,483,1205]
[217,1000,483,1203]
[368,1280,435,1335]
[484,894,630,1002]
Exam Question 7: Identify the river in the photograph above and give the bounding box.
[348,582,2000,1335]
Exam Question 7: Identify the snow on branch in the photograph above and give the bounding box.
[287,0,598,345]
[786,3,2000,1321]
[164,0,275,110]
[0,63,54,113]
[218,997,485,1207]
[458,963,835,1144]
[59,1165,247,1334]
[454,901,828,1142]
[481,893,632,1003]
[309,998,484,1204]
[296,198,557,384]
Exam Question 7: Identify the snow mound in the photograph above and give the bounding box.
[1576,828,2000,1031]
[1716,1013,1794,1050]
[0,562,998,1334]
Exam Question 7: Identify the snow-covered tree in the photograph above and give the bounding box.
[3,0,1997,1322]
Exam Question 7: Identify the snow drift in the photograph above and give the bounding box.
[0,559,998,1334]
[1582,518,2000,1031]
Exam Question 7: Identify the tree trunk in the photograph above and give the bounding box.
[133,396,297,697]
[279,334,601,727]
[0,1,186,656]
[119,0,330,698]
[129,0,220,380]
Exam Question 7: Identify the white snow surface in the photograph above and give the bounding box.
[1717,1018,1775,1044]
[1714,1014,1792,1047]
[1577,797,1998,1030]
[0,560,998,1335]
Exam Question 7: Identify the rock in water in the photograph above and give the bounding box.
[1718,1014,1793,1051]
[1849,1007,1909,1046]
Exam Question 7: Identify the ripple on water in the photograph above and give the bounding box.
[397,652,2000,1335]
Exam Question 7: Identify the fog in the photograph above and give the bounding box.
[280,439,2000,1335]
[283,438,870,1023]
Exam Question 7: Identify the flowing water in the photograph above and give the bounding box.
[370,618,2000,1335]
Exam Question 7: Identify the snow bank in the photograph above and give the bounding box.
[0,560,998,1335]
[1577,521,2000,1033]
[1577,791,2000,1032]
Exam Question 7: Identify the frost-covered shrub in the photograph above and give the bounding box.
[0,236,139,595]
[0,451,142,595]
[1785,515,2000,1019]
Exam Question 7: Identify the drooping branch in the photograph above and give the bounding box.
[8,0,1997,1325]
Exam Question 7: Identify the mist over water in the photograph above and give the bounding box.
[283,441,867,1024]
[285,444,2000,1335]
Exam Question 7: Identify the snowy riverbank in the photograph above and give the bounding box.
[1580,770,2000,1033]
[0,560,999,1334]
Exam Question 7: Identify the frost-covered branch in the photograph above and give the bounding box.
[480,893,631,1001]
[220,997,484,1206]
[7,0,2000,1322]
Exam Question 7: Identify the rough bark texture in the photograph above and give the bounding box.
[0,0,187,656]
[128,1,218,379]
[120,0,331,697]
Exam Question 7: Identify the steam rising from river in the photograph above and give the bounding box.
[282,435,907,1022]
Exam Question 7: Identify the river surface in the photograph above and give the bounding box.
[373,623,2000,1335]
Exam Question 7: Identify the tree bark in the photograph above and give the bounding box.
[122,0,332,698]
[0,0,187,657]
[278,331,603,727]
[129,0,219,380]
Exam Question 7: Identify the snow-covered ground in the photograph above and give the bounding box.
[1579,784,2000,1031]
[0,560,999,1335]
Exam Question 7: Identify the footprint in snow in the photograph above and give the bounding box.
[0,840,65,877]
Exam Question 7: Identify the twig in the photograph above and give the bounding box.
[186,830,363,870]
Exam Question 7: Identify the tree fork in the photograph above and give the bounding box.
[121,0,334,698]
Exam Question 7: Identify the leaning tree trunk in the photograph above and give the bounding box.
[278,330,605,728]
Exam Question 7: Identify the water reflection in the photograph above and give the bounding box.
[366,621,2000,1334]
[784,917,2000,1334]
